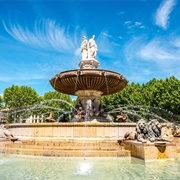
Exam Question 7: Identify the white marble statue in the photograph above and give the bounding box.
[80,35,98,60]
[81,36,88,59]
[88,35,98,59]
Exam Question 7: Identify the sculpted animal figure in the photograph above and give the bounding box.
[0,125,18,142]
[123,131,136,141]
[148,119,172,142]
[92,98,101,116]
[45,111,56,122]
[173,125,180,137]
[123,119,172,143]
[135,119,149,143]
[57,114,68,122]
[116,108,128,122]
[148,119,162,138]
[136,119,165,142]
[72,107,85,122]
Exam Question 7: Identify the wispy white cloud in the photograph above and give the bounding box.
[171,37,180,48]
[117,11,124,16]
[135,22,142,26]
[97,31,114,54]
[124,36,143,61]
[124,21,131,25]
[0,51,80,83]
[139,38,180,61]
[124,21,146,30]
[139,26,145,29]
[154,0,176,30]
[103,32,112,38]
[3,19,81,53]
[123,34,180,81]
[124,35,180,62]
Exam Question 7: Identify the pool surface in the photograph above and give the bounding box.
[0,154,179,180]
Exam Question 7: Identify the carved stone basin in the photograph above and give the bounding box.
[50,69,128,95]
[155,142,166,147]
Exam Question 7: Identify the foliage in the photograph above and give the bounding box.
[3,85,40,108]
[2,76,179,123]
[3,85,40,122]
[0,95,3,109]
[101,76,180,122]
[41,91,73,120]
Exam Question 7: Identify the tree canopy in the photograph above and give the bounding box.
[3,85,40,108]
[101,76,180,122]
[1,76,179,123]
[41,91,73,120]
[0,95,3,109]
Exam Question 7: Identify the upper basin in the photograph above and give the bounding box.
[50,69,128,95]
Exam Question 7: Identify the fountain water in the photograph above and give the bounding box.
[0,154,179,179]
[107,105,179,123]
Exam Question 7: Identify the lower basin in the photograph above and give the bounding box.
[0,154,180,179]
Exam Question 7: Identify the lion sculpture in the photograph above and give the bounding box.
[124,119,171,143]
[135,119,149,143]
[148,119,162,139]
[173,125,180,137]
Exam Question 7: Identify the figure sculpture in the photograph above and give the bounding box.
[57,113,69,122]
[45,111,56,122]
[88,35,98,59]
[116,108,128,122]
[80,35,98,60]
[81,36,88,59]
[72,107,85,122]
[76,97,103,118]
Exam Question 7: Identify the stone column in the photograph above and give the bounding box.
[75,90,103,116]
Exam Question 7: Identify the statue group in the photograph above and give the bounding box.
[81,35,98,59]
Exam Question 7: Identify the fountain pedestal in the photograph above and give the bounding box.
[50,53,128,121]
[123,141,178,162]
[75,90,103,117]
[79,59,100,69]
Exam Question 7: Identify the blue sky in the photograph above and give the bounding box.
[0,0,179,96]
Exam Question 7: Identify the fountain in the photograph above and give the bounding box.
[50,35,128,121]
[0,35,179,163]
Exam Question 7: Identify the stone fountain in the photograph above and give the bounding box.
[50,35,128,121]
[0,35,131,158]
[0,35,179,161]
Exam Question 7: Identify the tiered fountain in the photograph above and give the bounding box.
[50,35,128,121]
[0,35,131,157]
[0,35,179,161]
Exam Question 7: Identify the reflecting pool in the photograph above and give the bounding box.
[0,154,180,180]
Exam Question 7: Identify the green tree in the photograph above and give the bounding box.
[3,85,40,122]
[101,76,180,122]
[4,85,40,108]
[0,95,3,109]
[42,91,73,120]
